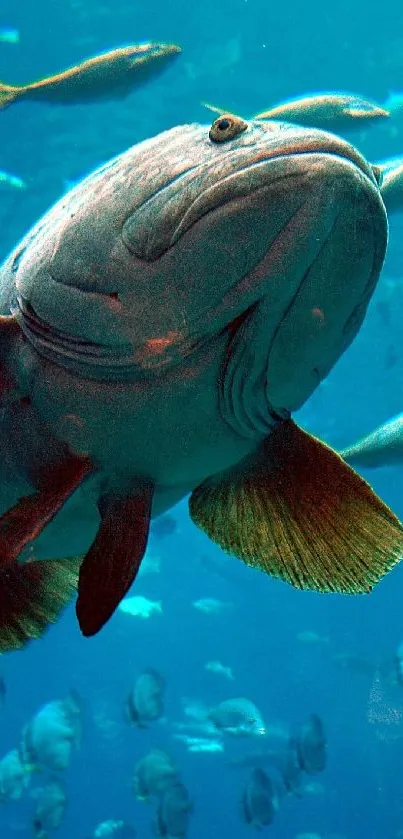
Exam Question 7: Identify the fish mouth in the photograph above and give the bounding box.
[14,296,148,377]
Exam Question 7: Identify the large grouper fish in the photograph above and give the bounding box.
[0,112,402,652]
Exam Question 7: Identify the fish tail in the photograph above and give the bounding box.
[0,555,82,652]
[0,83,21,109]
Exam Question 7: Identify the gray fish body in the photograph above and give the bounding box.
[20,694,82,772]
[127,668,165,726]
[294,714,327,775]
[256,93,389,133]
[32,779,67,837]
[133,750,178,801]
[0,120,387,559]
[208,697,266,736]
[341,414,403,467]
[155,781,192,838]
[241,767,277,827]
[0,749,27,802]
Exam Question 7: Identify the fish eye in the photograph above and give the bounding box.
[209,113,248,143]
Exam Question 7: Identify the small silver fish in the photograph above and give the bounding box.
[254,92,389,131]
[208,698,266,737]
[0,43,181,109]
[204,660,234,679]
[154,782,193,838]
[204,92,389,134]
[193,598,233,615]
[0,170,26,189]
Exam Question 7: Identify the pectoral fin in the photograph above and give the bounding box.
[0,453,93,564]
[0,556,82,653]
[76,484,153,637]
[189,420,403,594]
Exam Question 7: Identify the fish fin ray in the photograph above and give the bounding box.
[189,419,403,593]
[0,556,82,652]
[201,101,228,115]
[76,484,153,637]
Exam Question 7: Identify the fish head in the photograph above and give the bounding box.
[4,116,386,438]
[127,41,182,63]
[125,41,182,79]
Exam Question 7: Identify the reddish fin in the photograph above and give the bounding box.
[189,420,403,594]
[76,485,153,637]
[0,556,82,652]
[0,453,93,564]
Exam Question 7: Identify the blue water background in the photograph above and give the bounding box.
[1,0,403,837]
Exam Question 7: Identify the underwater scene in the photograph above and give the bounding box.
[2,0,403,837]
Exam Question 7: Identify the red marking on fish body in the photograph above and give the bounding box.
[311,306,325,325]
[106,293,122,313]
[144,332,181,355]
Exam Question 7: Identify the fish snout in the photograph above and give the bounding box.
[262,148,387,414]
[219,137,388,438]
[252,122,379,185]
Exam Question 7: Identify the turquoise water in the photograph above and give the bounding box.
[1,1,403,837]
